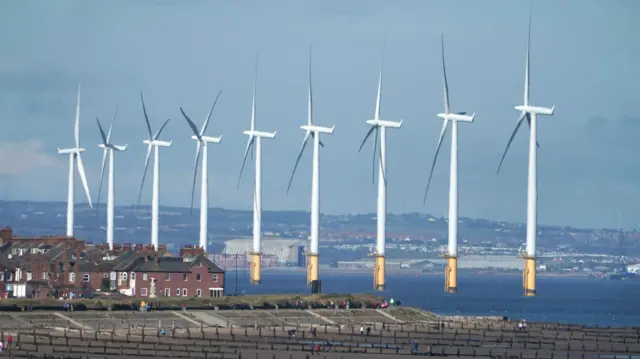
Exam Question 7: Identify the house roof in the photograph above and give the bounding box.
[115,254,224,273]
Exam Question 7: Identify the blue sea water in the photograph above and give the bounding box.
[224,270,639,327]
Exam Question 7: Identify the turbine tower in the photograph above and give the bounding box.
[496,13,554,297]
[180,90,223,253]
[57,85,93,237]
[423,34,476,293]
[237,54,276,285]
[96,111,128,251]
[357,39,402,291]
[286,46,335,290]
[137,93,172,250]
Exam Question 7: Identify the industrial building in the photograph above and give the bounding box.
[223,238,306,267]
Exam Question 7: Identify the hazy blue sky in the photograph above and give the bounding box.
[0,0,639,229]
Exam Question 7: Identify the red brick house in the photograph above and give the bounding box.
[113,253,224,298]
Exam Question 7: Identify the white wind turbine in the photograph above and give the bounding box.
[286,46,335,287]
[137,93,172,250]
[180,90,223,253]
[96,111,128,251]
[57,85,93,237]
[496,13,554,296]
[357,39,402,291]
[237,54,277,284]
[423,34,476,293]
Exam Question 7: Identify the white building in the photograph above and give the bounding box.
[626,263,640,274]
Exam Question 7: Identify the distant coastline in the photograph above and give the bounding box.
[262,266,592,278]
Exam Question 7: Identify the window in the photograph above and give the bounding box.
[196,274,202,282]
[42,272,48,280]
[197,262,202,267]
[164,273,171,281]
[182,288,187,296]
[121,272,128,280]
[182,273,188,282]
[142,273,148,281]
[82,274,90,282]
[6,273,12,281]
[0,272,4,281]
[196,289,201,297]
[140,288,148,297]
[26,271,32,281]
[69,273,76,282]
[103,273,109,278]
[130,272,136,280]
[176,288,181,296]
[164,288,170,297]
[212,274,218,282]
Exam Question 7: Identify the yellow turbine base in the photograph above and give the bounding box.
[523,257,536,296]
[444,256,458,293]
[307,253,319,286]
[250,253,261,284]
[374,255,385,291]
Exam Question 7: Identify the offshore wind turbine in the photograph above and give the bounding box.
[57,85,93,237]
[137,93,172,250]
[96,111,128,251]
[423,34,476,293]
[357,39,402,291]
[286,46,335,289]
[180,90,223,253]
[496,13,554,297]
[237,55,277,285]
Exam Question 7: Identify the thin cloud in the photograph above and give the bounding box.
[0,140,63,175]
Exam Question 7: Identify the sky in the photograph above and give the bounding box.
[0,0,639,229]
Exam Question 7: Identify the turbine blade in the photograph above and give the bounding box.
[358,126,376,153]
[497,112,527,174]
[137,144,153,210]
[107,109,117,143]
[140,92,153,138]
[74,85,81,148]
[525,11,531,107]
[76,153,93,208]
[96,117,108,145]
[154,118,170,140]
[237,136,255,189]
[423,120,449,203]
[201,90,222,136]
[96,148,108,215]
[372,127,379,184]
[441,33,450,114]
[251,53,259,131]
[374,38,386,121]
[525,113,540,148]
[190,141,202,214]
[286,132,310,194]
[180,107,201,138]
[308,44,313,126]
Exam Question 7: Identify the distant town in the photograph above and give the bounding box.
[1,200,638,281]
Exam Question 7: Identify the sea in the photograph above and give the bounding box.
[223,270,639,327]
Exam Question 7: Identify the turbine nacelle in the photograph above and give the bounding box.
[143,139,172,147]
[366,119,403,128]
[191,135,222,144]
[514,105,555,116]
[300,124,335,134]
[57,147,85,155]
[437,112,475,122]
[243,130,276,139]
[98,144,128,151]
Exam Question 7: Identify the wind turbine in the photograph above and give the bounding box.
[357,38,402,291]
[57,85,93,237]
[237,54,276,285]
[286,46,335,289]
[96,111,128,251]
[180,90,223,254]
[496,13,554,297]
[137,93,172,250]
[423,34,476,293]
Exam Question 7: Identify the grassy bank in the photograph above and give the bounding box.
[0,293,384,310]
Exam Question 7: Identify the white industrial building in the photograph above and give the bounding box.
[626,263,640,274]
[224,238,306,265]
